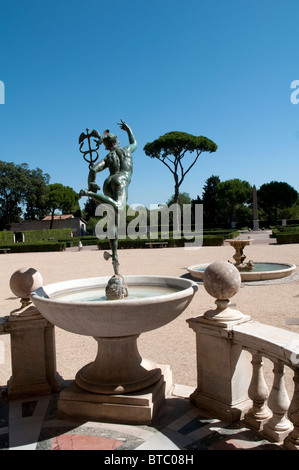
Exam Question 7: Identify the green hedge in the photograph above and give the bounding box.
[219,230,239,239]
[271,225,299,239]
[271,225,299,232]
[0,242,66,252]
[0,228,237,251]
[276,233,299,244]
[202,235,226,246]
[24,228,72,242]
[58,236,98,247]
[0,231,14,244]
[53,228,239,249]
[97,234,226,250]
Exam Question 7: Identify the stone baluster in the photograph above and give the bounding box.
[244,352,271,430]
[263,361,292,442]
[284,369,299,450]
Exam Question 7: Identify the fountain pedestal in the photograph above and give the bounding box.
[58,364,173,425]
[75,335,161,394]
[59,335,172,424]
[225,238,254,270]
[59,334,170,423]
[58,334,172,424]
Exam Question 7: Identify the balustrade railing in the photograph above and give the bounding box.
[188,260,299,451]
[233,322,299,449]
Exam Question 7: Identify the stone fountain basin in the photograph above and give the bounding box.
[187,262,296,282]
[31,275,198,337]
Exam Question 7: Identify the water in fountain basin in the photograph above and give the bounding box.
[51,285,181,302]
[246,263,293,272]
[194,262,292,273]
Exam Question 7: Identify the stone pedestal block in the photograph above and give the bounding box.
[6,305,61,399]
[58,364,172,425]
[187,261,253,422]
[253,220,259,231]
[188,316,252,423]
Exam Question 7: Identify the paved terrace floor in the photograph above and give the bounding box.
[0,230,298,451]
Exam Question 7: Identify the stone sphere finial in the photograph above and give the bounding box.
[10,268,43,306]
[203,261,247,324]
[203,261,241,300]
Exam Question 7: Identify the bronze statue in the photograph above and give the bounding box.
[79,120,137,292]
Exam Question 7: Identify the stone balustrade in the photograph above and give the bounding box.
[188,261,299,450]
[233,321,299,448]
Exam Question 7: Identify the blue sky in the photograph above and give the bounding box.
[0,0,298,210]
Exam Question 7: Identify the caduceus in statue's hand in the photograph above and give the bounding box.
[79,120,137,297]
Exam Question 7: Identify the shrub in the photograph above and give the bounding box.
[96,234,226,250]
[272,225,299,232]
[276,233,299,244]
[202,235,225,246]
[24,228,72,242]
[58,236,98,247]
[271,225,299,238]
[0,231,14,244]
[0,242,66,252]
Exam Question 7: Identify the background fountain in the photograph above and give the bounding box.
[187,238,296,282]
[225,238,254,270]
[188,184,296,282]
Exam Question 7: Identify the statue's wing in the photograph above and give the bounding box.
[90,129,101,139]
[79,132,86,144]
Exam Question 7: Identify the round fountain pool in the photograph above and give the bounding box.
[31,275,198,395]
[187,262,296,282]
[31,275,198,338]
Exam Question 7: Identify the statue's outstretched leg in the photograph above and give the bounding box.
[79,189,119,211]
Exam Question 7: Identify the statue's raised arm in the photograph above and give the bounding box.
[118,120,137,154]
